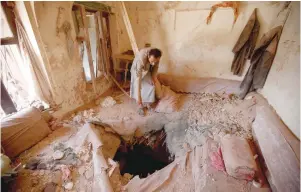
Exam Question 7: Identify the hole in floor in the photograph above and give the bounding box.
[114,129,174,178]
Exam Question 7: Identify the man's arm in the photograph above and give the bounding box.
[151,63,159,83]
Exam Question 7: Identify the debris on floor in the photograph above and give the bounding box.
[5,90,266,192]
[96,96,117,108]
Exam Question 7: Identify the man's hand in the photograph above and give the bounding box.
[152,77,157,86]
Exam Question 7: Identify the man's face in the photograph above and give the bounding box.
[148,55,160,66]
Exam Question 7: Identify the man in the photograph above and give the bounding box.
[130,48,162,116]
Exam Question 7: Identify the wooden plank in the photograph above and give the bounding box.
[94,12,103,74]
[105,15,113,73]
[99,14,110,76]
[119,2,139,55]
[79,5,96,93]
[0,37,18,45]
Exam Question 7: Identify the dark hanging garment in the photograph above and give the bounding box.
[239,26,283,99]
[231,9,260,76]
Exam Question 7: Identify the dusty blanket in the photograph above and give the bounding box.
[231,9,260,76]
[239,26,283,99]
[1,107,51,158]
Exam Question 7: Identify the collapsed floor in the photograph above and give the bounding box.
[4,89,269,192]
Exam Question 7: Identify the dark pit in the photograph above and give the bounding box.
[114,129,174,178]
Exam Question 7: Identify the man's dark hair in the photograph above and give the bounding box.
[149,48,162,58]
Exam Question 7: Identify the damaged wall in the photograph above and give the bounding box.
[17,2,113,115]
[107,1,300,138]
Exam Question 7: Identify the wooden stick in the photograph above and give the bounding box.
[79,5,96,93]
[109,73,130,98]
[119,2,139,55]
[94,12,102,75]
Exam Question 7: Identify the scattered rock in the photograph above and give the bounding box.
[245,95,253,100]
[51,171,62,184]
[97,96,117,108]
[123,116,131,121]
[31,178,39,186]
[61,165,71,181]
[37,163,47,170]
[44,182,57,192]
[64,182,74,190]
[32,171,38,176]
[73,115,83,124]
[39,170,45,176]
[58,152,77,165]
[25,159,40,170]
[252,180,262,188]
[53,143,65,151]
[53,151,64,160]
[85,167,93,180]
[78,167,85,175]
[123,173,133,180]
[253,154,258,160]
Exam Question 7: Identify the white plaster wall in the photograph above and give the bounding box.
[109,1,288,80]
[260,2,300,138]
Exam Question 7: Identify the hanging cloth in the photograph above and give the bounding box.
[231,8,260,76]
[239,26,283,99]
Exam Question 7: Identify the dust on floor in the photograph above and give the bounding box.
[9,90,257,192]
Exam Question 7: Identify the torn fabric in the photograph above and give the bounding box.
[239,26,283,99]
[206,1,240,25]
[231,9,260,76]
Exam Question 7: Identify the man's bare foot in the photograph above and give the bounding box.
[146,104,154,113]
[138,107,145,116]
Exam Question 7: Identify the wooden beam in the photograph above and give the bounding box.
[99,39,108,81]
[119,2,139,56]
[94,12,103,74]
[79,5,97,94]
[73,3,110,17]
[99,14,110,76]
[1,2,18,43]
[105,15,113,73]
[0,37,17,45]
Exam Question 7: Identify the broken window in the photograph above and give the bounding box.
[0,1,17,45]
[0,5,13,38]
[0,2,44,118]
[72,3,112,83]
